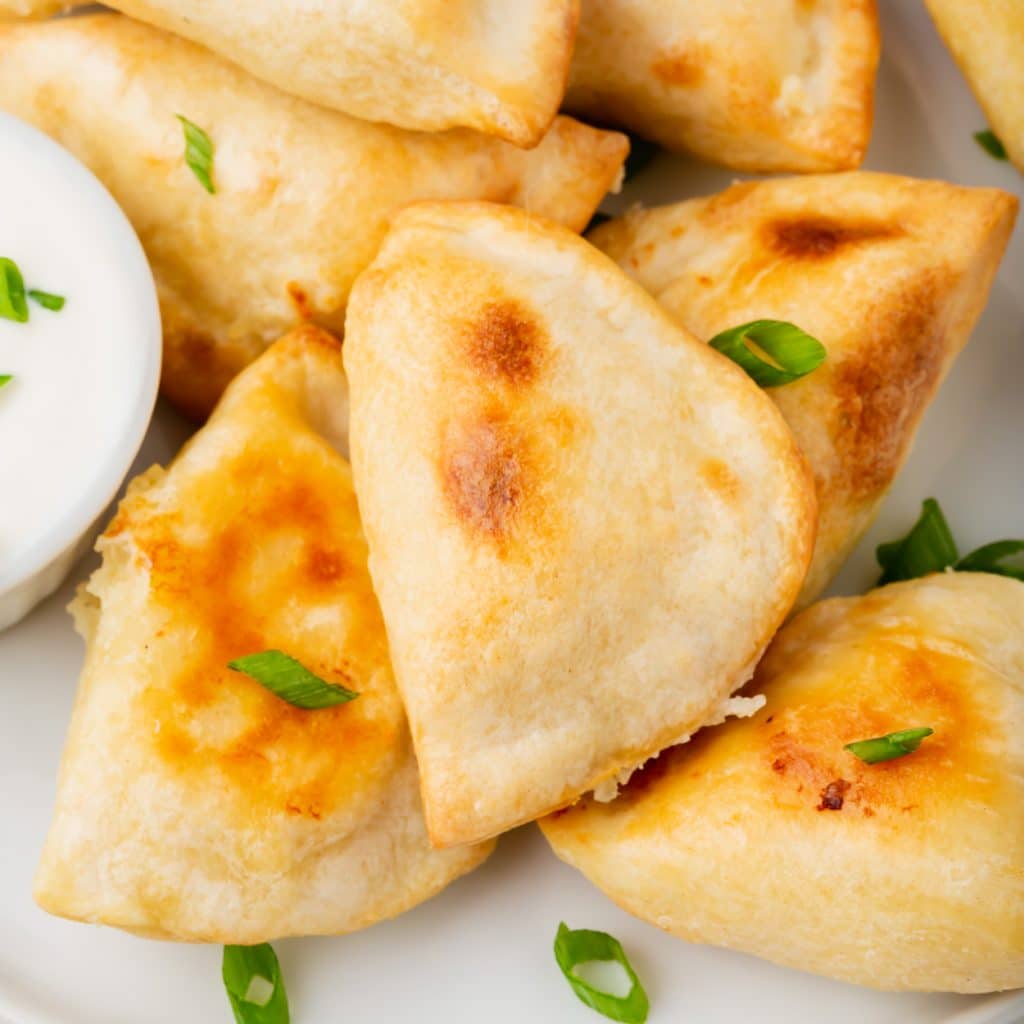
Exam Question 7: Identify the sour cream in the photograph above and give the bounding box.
[0,113,160,629]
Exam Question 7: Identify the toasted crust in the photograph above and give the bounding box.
[0,0,82,14]
[567,0,879,171]
[88,0,578,146]
[344,201,816,848]
[590,173,1018,606]
[926,0,1024,173]
[542,573,1024,992]
[0,14,627,419]
[33,326,493,944]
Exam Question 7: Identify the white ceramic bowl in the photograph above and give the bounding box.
[0,113,161,631]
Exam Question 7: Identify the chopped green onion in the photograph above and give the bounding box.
[876,498,958,585]
[176,114,216,194]
[227,650,359,709]
[223,944,289,1024]
[28,289,65,312]
[957,539,1024,581]
[708,319,827,387]
[845,727,934,764]
[0,258,28,323]
[624,135,658,182]
[554,923,649,1023]
[974,130,1008,161]
[0,375,12,390]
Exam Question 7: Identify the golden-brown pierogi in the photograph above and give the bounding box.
[344,201,816,848]
[590,173,1017,606]
[0,0,80,14]
[100,0,579,146]
[0,14,627,419]
[542,573,1024,992]
[926,0,1024,174]
[567,0,880,171]
[34,326,493,944]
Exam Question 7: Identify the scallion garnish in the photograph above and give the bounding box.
[974,129,1008,161]
[227,650,359,709]
[956,539,1024,582]
[845,727,934,764]
[876,498,1024,586]
[223,944,289,1024]
[708,319,826,387]
[876,498,958,584]
[28,289,65,312]
[176,114,216,194]
[0,375,12,390]
[0,258,28,323]
[554,923,649,1023]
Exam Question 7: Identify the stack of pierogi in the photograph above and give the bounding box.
[4,0,1021,997]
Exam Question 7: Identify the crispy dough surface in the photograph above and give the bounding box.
[0,13,626,418]
[0,0,82,14]
[926,0,1024,173]
[542,573,1024,992]
[344,201,816,848]
[567,0,879,171]
[102,0,579,145]
[590,173,1018,606]
[34,326,493,944]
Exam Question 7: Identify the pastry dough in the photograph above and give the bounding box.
[0,0,82,14]
[925,0,1024,173]
[34,326,494,944]
[344,201,816,848]
[97,0,578,146]
[542,573,1024,992]
[590,173,1017,606]
[567,0,880,171]
[0,14,627,419]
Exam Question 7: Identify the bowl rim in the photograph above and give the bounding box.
[0,112,162,598]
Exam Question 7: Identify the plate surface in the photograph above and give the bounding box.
[1,3,1023,1022]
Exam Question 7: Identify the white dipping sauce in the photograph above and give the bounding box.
[0,114,160,595]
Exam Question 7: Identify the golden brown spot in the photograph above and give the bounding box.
[700,459,741,504]
[305,546,347,585]
[286,281,314,320]
[441,416,525,538]
[832,273,950,498]
[766,217,900,260]
[124,440,398,824]
[464,300,545,386]
[817,778,850,811]
[651,47,704,87]
[760,639,995,816]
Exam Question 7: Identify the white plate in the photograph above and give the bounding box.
[1,3,1023,1022]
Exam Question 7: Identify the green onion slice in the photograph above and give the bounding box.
[0,375,12,390]
[876,498,959,585]
[554,923,649,1023]
[957,539,1024,581]
[708,319,826,387]
[845,727,934,764]
[28,289,65,312]
[974,129,1008,161]
[176,114,216,194]
[0,258,28,323]
[223,944,289,1024]
[227,650,359,709]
